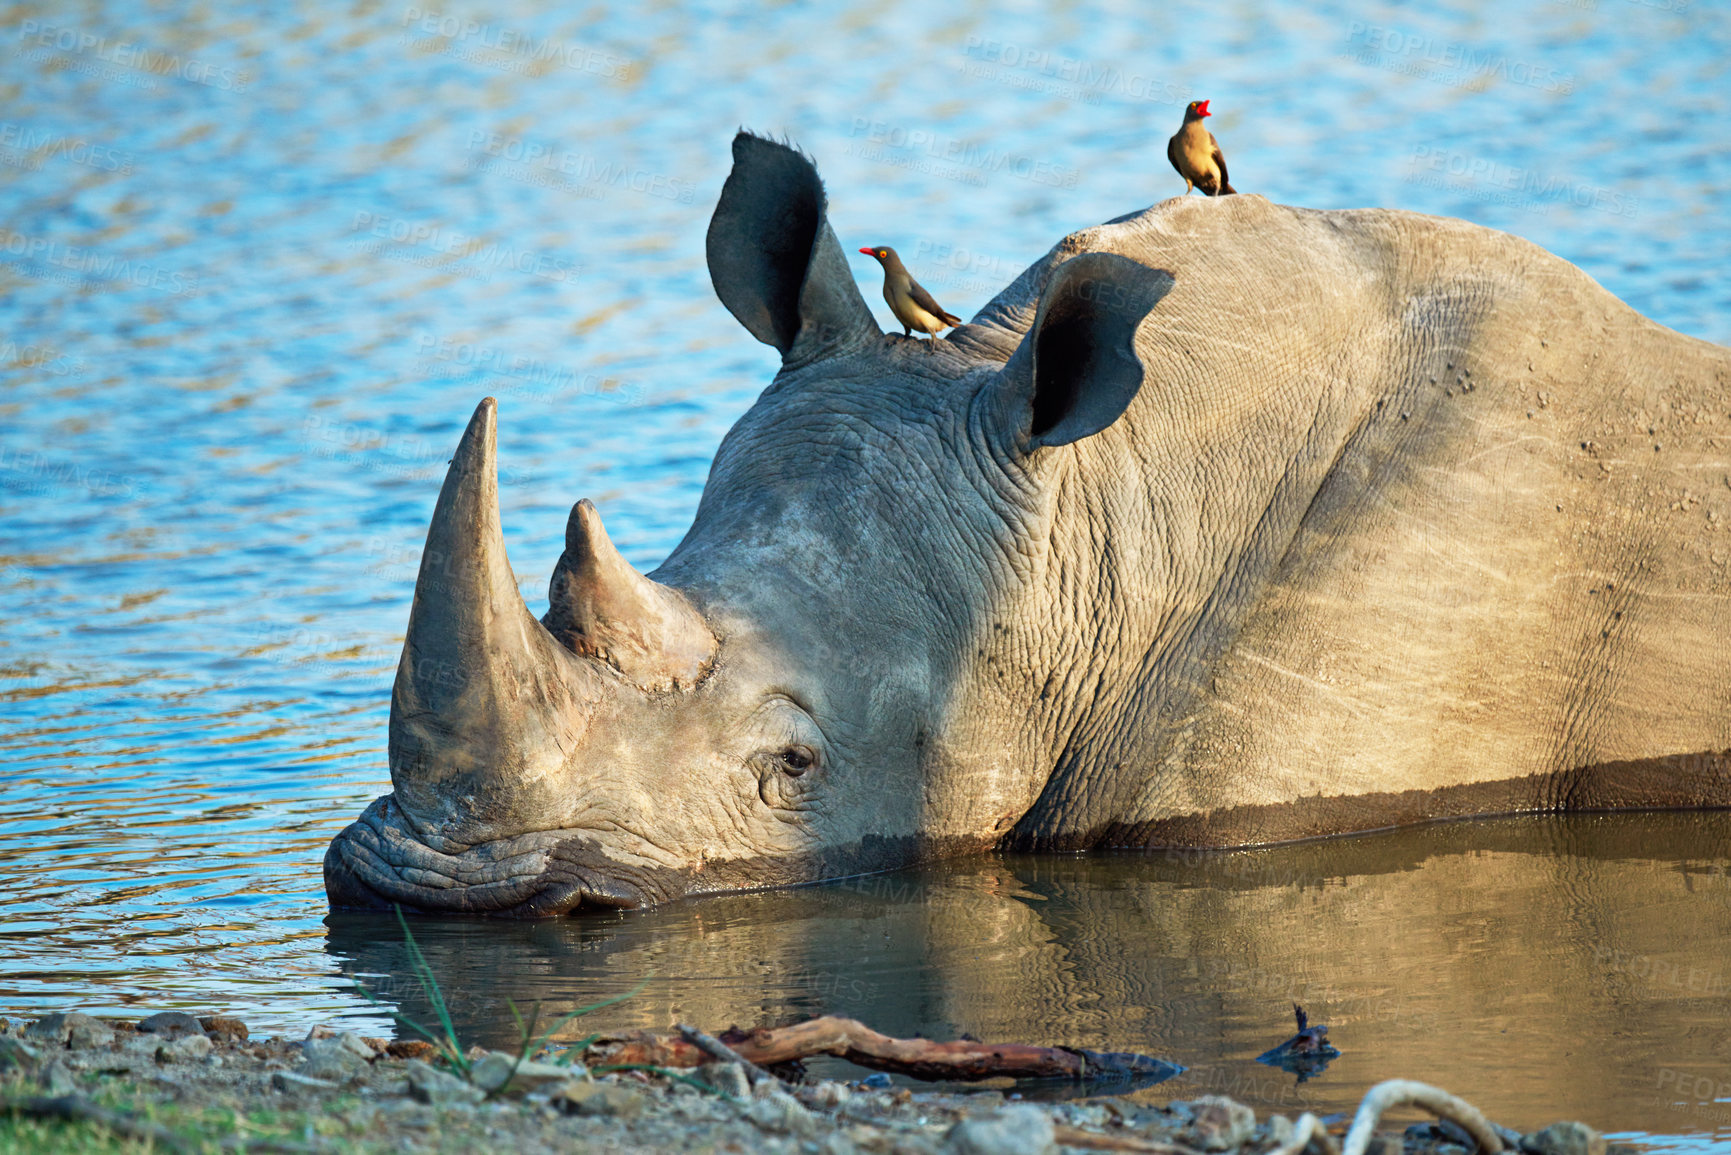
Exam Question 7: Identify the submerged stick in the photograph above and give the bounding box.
[594,1015,1181,1083]
[1342,1080,1504,1155]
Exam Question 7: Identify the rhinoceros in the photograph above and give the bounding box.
[325,132,1731,916]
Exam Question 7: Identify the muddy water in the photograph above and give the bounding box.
[315,813,1731,1149]
[324,814,1731,1149]
[2,0,1728,1148]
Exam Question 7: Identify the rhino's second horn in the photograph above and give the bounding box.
[543,499,716,692]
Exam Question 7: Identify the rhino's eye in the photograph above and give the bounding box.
[776,746,815,777]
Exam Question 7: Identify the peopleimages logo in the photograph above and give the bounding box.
[398,7,634,79]
[845,118,1079,189]
[959,36,1189,105]
[347,211,581,284]
[411,333,645,405]
[465,132,697,204]
[15,21,251,92]
[1407,144,1638,218]
[0,340,84,377]
[1344,23,1574,94]
[0,122,133,174]
[0,228,198,296]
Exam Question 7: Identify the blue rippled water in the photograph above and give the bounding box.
[1,0,1727,1145]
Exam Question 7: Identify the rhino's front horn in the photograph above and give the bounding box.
[544,500,717,692]
[390,398,607,838]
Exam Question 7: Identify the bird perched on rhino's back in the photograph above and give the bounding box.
[859,245,963,339]
[1167,99,1236,196]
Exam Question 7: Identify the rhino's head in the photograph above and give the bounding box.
[324,133,1171,915]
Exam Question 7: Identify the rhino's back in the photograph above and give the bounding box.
[987,196,1731,848]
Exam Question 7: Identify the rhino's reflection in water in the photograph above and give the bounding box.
[326,814,1731,1138]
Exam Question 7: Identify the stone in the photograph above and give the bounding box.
[550,1079,647,1118]
[1181,1096,1256,1152]
[387,1040,440,1060]
[301,1032,373,1081]
[198,1016,250,1044]
[405,1059,486,1107]
[40,1058,77,1096]
[343,1102,381,1130]
[272,1069,337,1094]
[892,1136,945,1155]
[307,1028,374,1059]
[1522,1122,1607,1155]
[1408,1120,1478,1148]
[376,1097,438,1122]
[468,1051,577,1095]
[26,1013,113,1051]
[809,1080,851,1108]
[155,1034,214,1063]
[66,1016,116,1051]
[699,1061,751,1100]
[1060,1103,1109,1129]
[137,1012,206,1039]
[748,1090,819,1137]
[942,1104,1057,1155]
[0,1036,41,1071]
[1264,1116,1296,1148]
[24,1015,71,1045]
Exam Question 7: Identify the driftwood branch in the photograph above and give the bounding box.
[590,1015,1180,1083]
[676,1022,773,1086]
[1342,1080,1504,1155]
[1268,1113,1337,1155]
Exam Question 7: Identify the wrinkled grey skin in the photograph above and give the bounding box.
[326,132,1731,917]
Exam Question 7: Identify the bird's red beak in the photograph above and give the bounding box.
[1196,100,1211,117]
[859,247,874,256]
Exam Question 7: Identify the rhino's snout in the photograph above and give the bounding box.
[357,397,721,914]
[324,796,686,917]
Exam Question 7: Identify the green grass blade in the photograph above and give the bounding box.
[526,977,651,1057]
[392,905,468,1074]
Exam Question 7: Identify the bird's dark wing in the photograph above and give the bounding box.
[1166,133,1182,178]
[906,277,956,324]
[1212,142,1234,194]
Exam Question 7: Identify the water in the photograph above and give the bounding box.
[0,0,1726,1146]
[327,815,1731,1145]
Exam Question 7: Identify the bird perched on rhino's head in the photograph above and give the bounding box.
[859,245,963,340]
[1167,98,1236,197]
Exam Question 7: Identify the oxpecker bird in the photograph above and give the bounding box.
[1167,99,1236,197]
[859,245,963,339]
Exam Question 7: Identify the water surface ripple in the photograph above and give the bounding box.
[1,0,1727,1148]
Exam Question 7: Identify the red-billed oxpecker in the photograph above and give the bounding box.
[859,245,963,339]
[1167,99,1236,197]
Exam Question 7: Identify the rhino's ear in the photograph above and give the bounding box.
[706,132,880,368]
[995,253,1174,450]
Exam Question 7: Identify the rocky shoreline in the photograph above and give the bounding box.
[0,1011,1629,1155]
